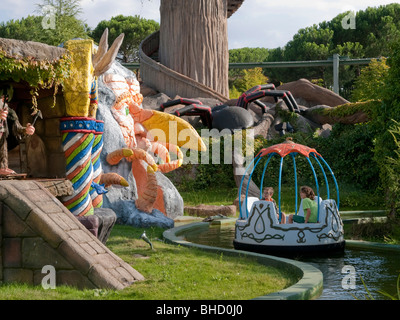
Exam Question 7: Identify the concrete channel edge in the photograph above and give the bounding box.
[162,221,324,300]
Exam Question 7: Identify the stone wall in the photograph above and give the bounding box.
[0,180,144,290]
[20,94,66,178]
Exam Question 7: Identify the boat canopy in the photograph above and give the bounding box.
[239,138,339,222]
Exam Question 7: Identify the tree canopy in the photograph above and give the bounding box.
[229,3,400,100]
[0,0,89,46]
[91,15,159,63]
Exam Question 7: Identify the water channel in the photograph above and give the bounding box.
[182,224,400,300]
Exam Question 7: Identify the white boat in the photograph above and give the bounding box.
[234,139,345,256]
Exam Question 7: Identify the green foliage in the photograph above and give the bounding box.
[316,122,380,190]
[0,48,71,110]
[285,25,334,61]
[348,218,400,244]
[229,47,270,63]
[313,100,381,120]
[91,15,159,62]
[228,4,400,99]
[0,0,90,46]
[169,134,238,191]
[229,48,271,97]
[178,187,238,207]
[0,16,44,42]
[39,14,90,46]
[228,85,241,100]
[229,68,269,98]
[351,58,390,102]
[327,4,400,57]
[369,39,400,217]
[380,121,400,216]
[36,0,83,17]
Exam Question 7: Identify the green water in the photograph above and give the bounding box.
[183,225,400,300]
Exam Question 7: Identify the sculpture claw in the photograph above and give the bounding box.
[106,148,134,165]
[135,165,158,213]
[99,172,129,187]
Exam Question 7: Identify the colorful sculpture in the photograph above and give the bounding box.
[59,29,126,216]
[59,28,205,217]
[102,72,206,213]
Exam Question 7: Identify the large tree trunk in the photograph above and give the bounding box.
[159,0,229,98]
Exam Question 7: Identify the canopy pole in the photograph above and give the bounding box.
[318,155,340,211]
[291,153,298,215]
[239,155,259,219]
[278,156,284,223]
[259,153,275,199]
[312,153,330,199]
[306,157,320,221]
[244,155,262,219]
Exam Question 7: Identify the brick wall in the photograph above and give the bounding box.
[20,94,66,178]
[0,180,144,290]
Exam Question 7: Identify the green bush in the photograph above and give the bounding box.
[316,122,380,190]
[373,40,400,216]
[351,58,389,102]
[170,133,241,191]
[229,68,269,99]
[246,125,381,208]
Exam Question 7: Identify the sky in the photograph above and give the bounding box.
[0,0,399,49]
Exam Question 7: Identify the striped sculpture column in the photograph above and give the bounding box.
[60,117,95,216]
[90,120,105,208]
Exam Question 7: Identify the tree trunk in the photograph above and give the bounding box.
[159,0,229,98]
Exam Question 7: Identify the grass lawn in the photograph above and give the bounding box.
[0,183,394,299]
[0,225,298,300]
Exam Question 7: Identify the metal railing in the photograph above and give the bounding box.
[122,55,378,94]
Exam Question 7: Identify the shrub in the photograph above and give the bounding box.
[351,58,389,102]
[229,68,269,98]
[373,40,400,217]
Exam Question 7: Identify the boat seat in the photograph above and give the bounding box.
[240,196,259,218]
[248,200,280,225]
[316,201,327,223]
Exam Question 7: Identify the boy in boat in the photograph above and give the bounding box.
[288,185,318,223]
[262,187,286,224]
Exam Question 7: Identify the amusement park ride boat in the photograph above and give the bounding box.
[234,138,345,256]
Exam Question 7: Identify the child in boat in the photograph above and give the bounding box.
[288,185,318,223]
[262,187,286,223]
